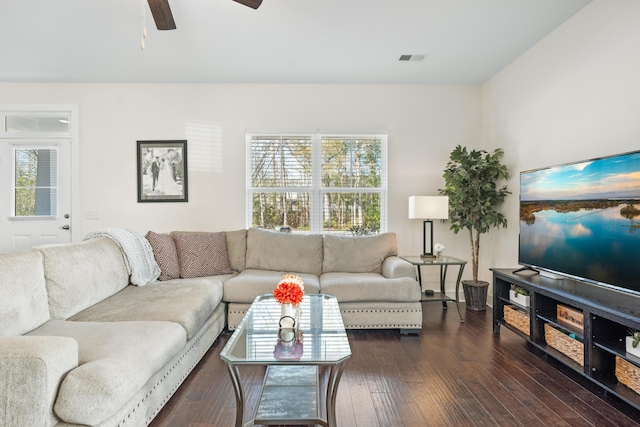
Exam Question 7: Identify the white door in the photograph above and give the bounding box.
[0,139,72,251]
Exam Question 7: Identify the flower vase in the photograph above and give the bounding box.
[435,251,443,261]
[280,303,296,328]
[279,328,296,345]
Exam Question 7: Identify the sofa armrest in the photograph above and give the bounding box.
[0,336,78,427]
[382,256,416,280]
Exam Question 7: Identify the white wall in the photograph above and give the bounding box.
[0,83,481,286]
[6,0,633,289]
[482,0,640,277]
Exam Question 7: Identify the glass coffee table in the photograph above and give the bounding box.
[220,294,351,427]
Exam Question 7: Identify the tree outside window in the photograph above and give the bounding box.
[248,134,386,234]
[14,148,57,217]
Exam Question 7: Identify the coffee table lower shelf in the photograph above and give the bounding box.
[254,365,321,425]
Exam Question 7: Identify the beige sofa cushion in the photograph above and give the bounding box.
[28,319,186,426]
[224,269,320,304]
[245,228,323,276]
[70,276,227,340]
[319,272,421,302]
[0,250,50,336]
[0,335,78,427]
[37,238,129,320]
[322,232,398,274]
[226,229,247,272]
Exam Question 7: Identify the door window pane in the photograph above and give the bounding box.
[5,115,70,134]
[14,148,58,216]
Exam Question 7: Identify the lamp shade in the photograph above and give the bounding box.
[408,196,449,219]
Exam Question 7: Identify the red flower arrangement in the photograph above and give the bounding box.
[273,274,305,305]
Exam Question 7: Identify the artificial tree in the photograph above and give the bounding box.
[440,145,510,310]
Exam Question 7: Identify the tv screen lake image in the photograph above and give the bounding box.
[519,150,640,293]
[519,201,640,292]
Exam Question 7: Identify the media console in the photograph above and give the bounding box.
[492,268,640,411]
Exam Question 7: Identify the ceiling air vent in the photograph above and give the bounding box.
[399,54,427,62]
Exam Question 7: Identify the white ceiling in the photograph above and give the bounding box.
[0,0,592,84]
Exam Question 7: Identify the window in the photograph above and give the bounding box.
[247,133,387,233]
[3,114,70,134]
[13,147,58,217]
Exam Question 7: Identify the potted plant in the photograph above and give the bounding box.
[509,284,530,307]
[626,329,640,358]
[440,145,510,311]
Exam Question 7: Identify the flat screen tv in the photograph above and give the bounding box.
[518,150,640,295]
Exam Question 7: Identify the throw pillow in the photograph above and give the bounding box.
[322,232,398,274]
[172,231,233,278]
[145,231,180,281]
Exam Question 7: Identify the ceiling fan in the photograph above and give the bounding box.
[147,0,263,30]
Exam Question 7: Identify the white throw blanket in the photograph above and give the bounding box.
[85,228,161,286]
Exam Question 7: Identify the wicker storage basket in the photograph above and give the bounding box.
[616,356,640,395]
[544,323,584,366]
[503,305,530,336]
[462,280,488,311]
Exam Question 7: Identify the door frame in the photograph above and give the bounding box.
[0,104,80,243]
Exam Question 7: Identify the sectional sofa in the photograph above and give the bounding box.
[0,227,421,427]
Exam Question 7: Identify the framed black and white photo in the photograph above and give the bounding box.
[137,140,188,202]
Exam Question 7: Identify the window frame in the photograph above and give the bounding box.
[246,132,387,234]
[11,144,60,219]
[1,112,71,136]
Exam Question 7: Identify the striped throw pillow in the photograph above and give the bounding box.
[172,231,233,278]
[145,231,180,281]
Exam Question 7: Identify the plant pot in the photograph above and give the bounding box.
[509,289,530,307]
[626,336,640,359]
[462,280,489,311]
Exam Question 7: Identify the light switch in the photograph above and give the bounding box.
[86,209,100,220]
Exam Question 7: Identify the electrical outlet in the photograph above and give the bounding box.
[86,209,100,220]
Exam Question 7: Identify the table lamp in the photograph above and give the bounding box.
[408,196,449,259]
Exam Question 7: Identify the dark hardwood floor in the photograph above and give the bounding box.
[150,303,640,426]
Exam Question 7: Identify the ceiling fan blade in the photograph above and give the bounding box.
[147,0,177,30]
[232,0,263,9]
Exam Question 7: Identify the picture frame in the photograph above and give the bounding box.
[137,140,188,202]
